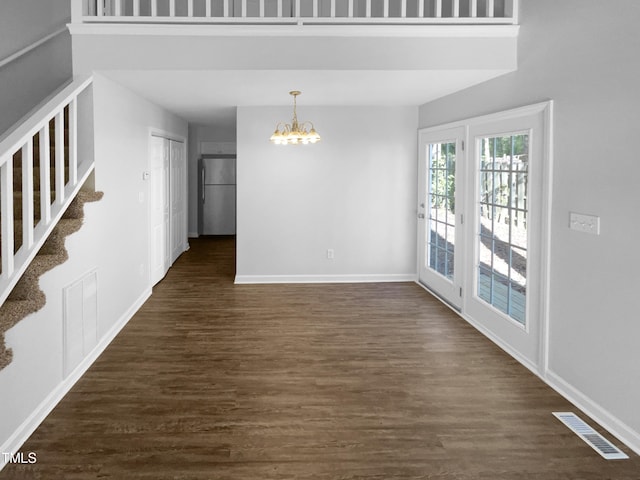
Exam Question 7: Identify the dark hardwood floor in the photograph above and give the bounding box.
[2,236,639,479]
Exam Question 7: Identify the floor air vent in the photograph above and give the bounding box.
[553,412,629,460]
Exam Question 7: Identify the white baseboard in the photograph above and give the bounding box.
[546,370,640,456]
[234,273,418,284]
[187,231,199,238]
[0,288,152,471]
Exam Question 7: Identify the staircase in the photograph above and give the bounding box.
[0,77,98,371]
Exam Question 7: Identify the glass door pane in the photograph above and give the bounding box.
[477,133,529,325]
[427,141,456,280]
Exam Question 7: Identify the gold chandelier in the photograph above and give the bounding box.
[270,91,321,145]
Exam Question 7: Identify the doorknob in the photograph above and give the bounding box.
[201,168,206,203]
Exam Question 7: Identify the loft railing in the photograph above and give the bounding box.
[0,77,94,306]
[74,0,518,24]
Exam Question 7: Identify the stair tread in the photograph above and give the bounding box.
[0,293,46,327]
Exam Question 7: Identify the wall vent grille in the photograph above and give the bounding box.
[63,270,98,378]
[553,412,629,460]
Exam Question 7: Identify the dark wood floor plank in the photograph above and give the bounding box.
[2,236,639,479]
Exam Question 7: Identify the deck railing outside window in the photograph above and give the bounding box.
[76,0,518,24]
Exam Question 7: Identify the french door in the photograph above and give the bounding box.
[418,103,551,371]
[417,126,465,310]
[464,109,547,367]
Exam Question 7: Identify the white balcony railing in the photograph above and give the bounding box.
[75,0,518,25]
[0,77,95,306]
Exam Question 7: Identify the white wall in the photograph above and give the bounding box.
[0,74,188,458]
[0,0,72,135]
[0,0,69,58]
[418,0,640,451]
[236,106,417,282]
[71,29,516,74]
[91,74,188,322]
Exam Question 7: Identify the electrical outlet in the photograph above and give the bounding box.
[569,212,600,235]
[327,249,334,260]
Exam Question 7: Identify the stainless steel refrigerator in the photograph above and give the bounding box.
[198,154,236,235]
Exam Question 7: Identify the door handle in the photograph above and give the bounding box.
[201,167,206,203]
[418,213,425,219]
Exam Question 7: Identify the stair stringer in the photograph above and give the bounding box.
[0,188,103,370]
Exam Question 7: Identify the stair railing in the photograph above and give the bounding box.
[0,76,94,306]
[74,0,518,24]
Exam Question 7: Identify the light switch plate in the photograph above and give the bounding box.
[569,212,600,235]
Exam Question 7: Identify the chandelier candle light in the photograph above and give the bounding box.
[270,91,321,145]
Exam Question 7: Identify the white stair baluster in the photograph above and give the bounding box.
[133,0,140,16]
[277,0,283,17]
[69,99,78,187]
[205,0,211,16]
[22,142,34,249]
[383,0,388,17]
[114,0,121,16]
[55,111,64,206]
[435,0,442,17]
[1,156,15,278]
[224,0,230,18]
[401,0,406,18]
[151,0,158,16]
[39,125,51,225]
[330,0,335,17]
[348,0,353,18]
[169,0,176,16]
[259,0,265,17]
[470,0,478,17]
[418,0,424,18]
[366,0,371,17]
[188,0,194,17]
[452,0,459,17]
[241,0,247,17]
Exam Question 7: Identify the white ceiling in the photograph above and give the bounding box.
[104,68,512,128]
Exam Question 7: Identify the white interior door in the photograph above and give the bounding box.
[149,135,170,286]
[169,139,186,264]
[417,126,465,309]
